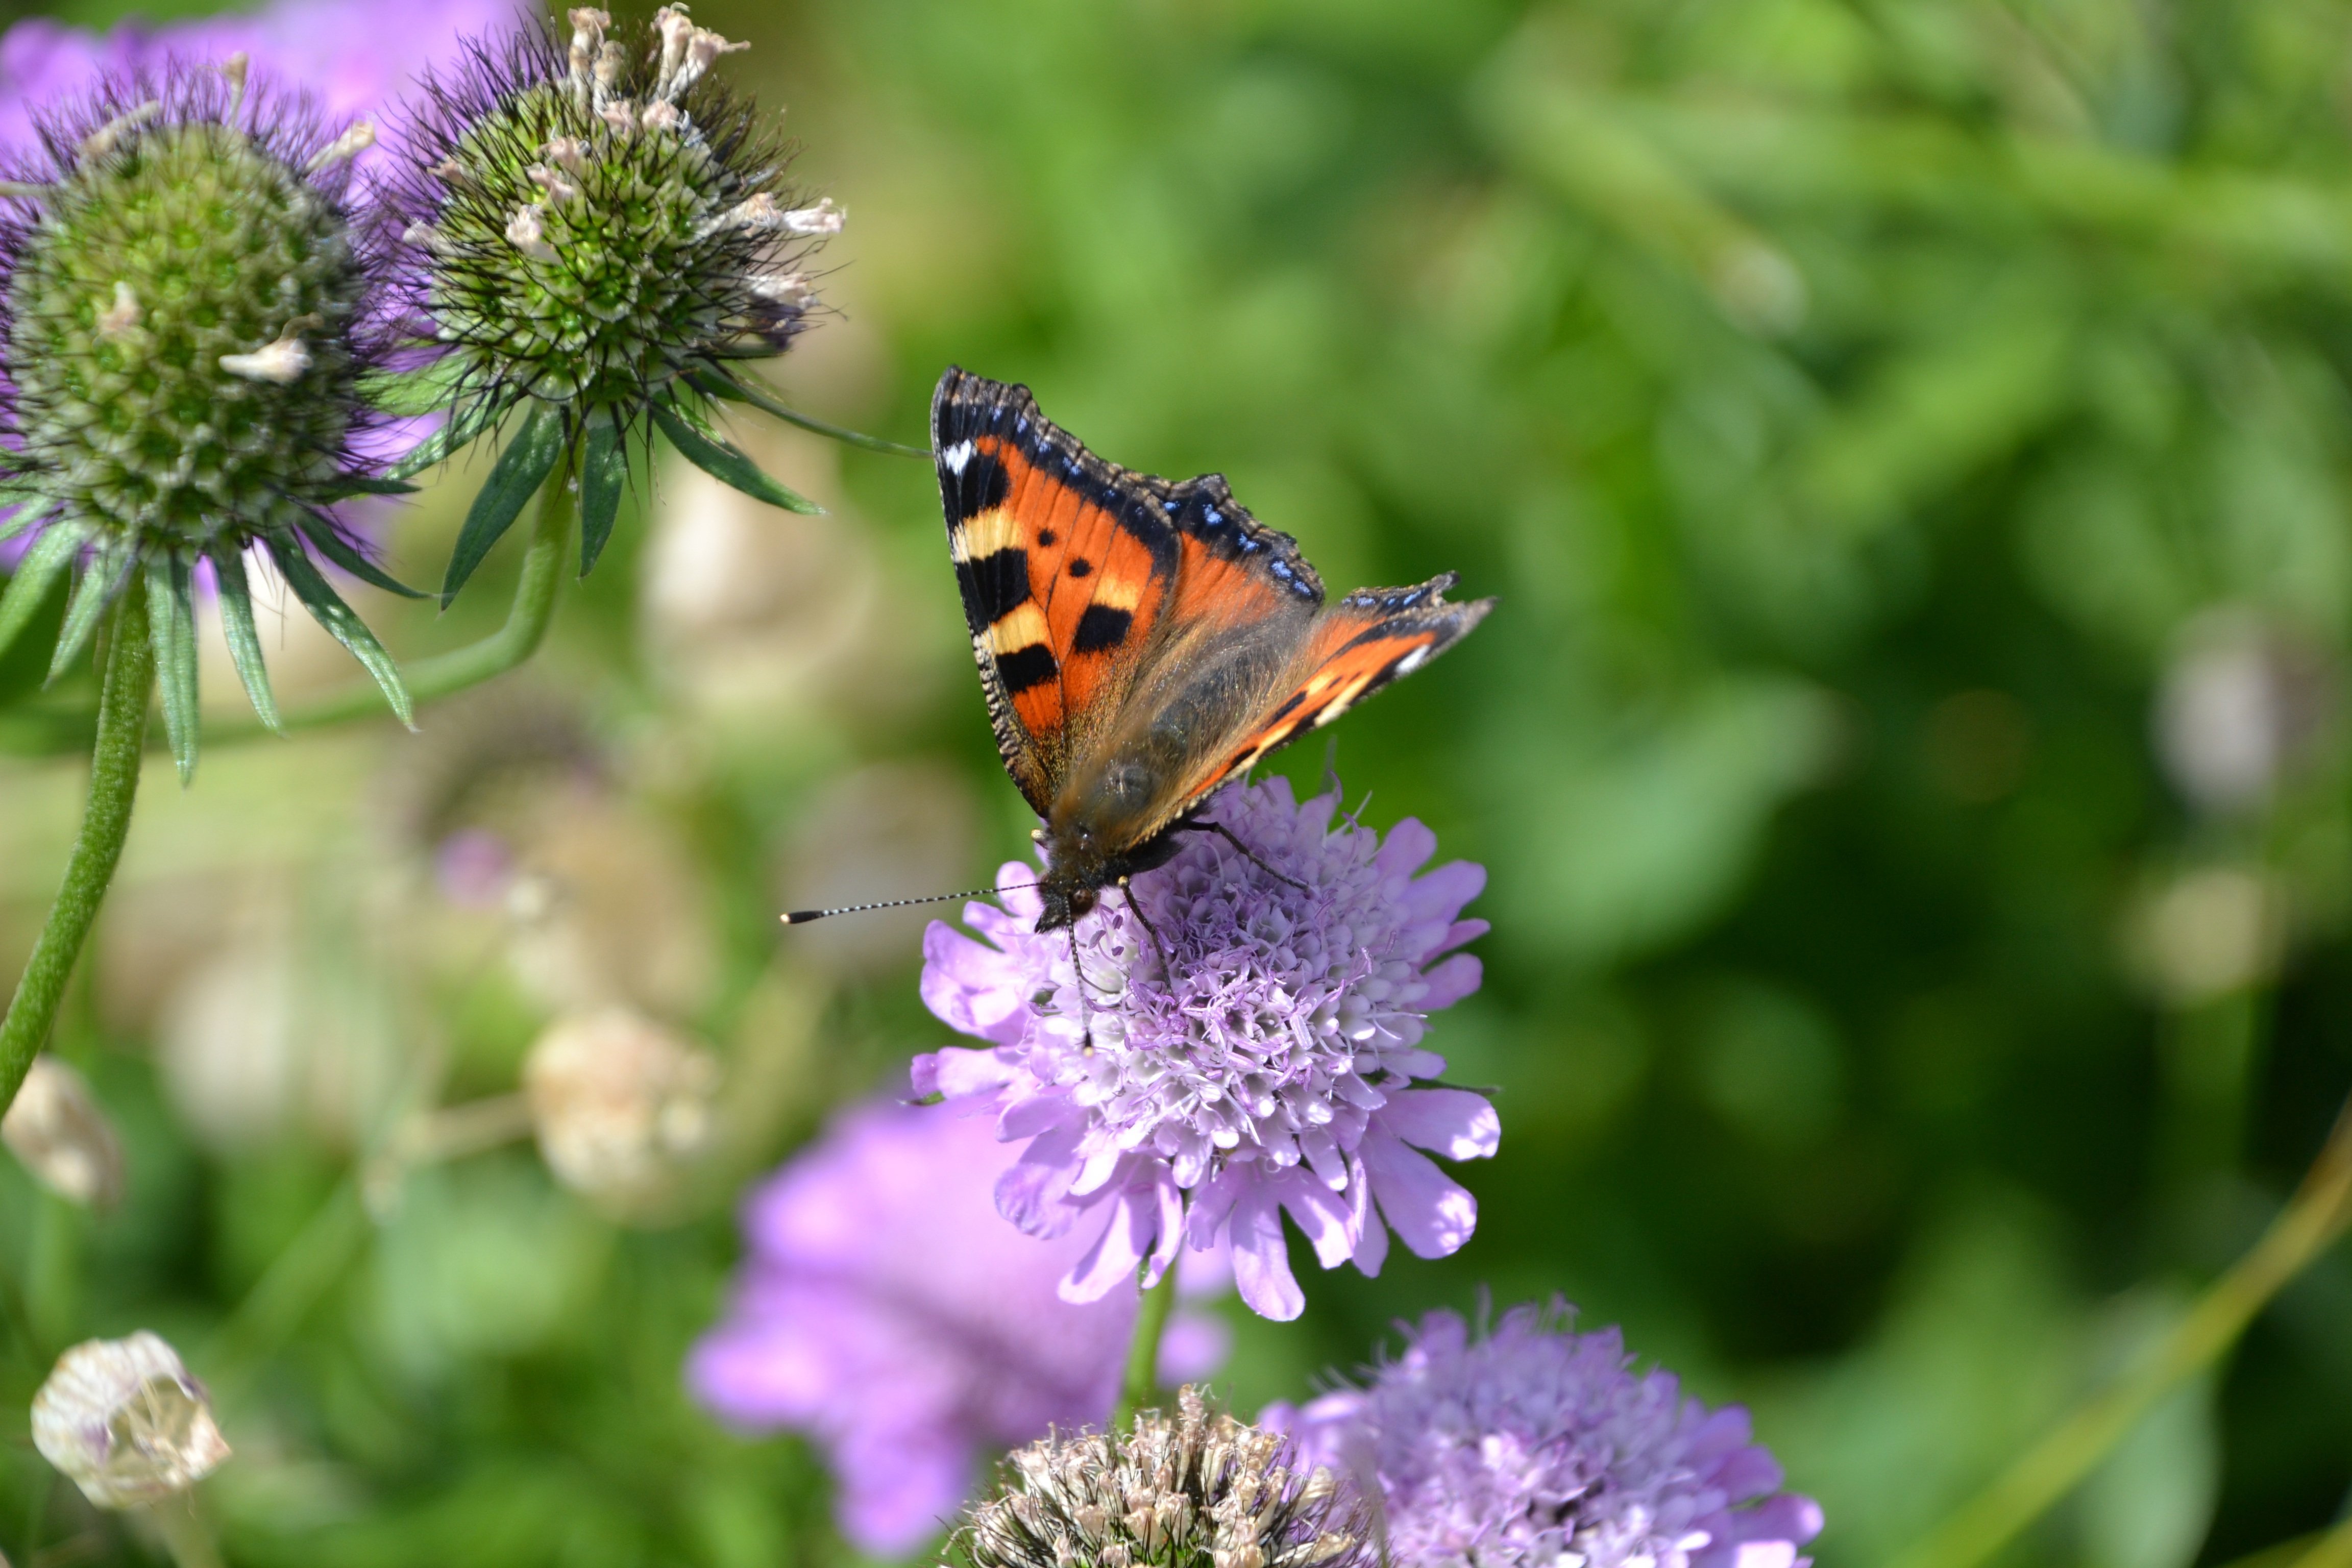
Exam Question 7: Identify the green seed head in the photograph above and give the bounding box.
[401,6,830,416]
[6,85,372,553]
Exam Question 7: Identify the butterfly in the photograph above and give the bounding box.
[932,368,1494,933]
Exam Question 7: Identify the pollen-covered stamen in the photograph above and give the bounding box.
[218,314,321,384]
[95,282,141,339]
[506,204,559,262]
[594,40,626,104]
[641,101,681,135]
[79,100,161,163]
[527,162,581,204]
[306,118,376,173]
[597,99,636,138]
[666,26,748,101]
[651,6,697,97]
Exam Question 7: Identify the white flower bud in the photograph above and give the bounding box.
[542,137,590,177]
[640,101,681,135]
[32,1333,230,1509]
[305,119,376,173]
[2,1056,125,1209]
[527,163,581,205]
[524,1009,720,1212]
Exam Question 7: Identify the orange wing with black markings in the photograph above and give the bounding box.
[1209,574,1493,796]
[933,369,1184,815]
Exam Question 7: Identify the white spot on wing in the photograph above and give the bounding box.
[1395,645,1429,675]
[941,440,974,475]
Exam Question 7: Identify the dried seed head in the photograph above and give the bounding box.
[524,1007,721,1213]
[32,1332,231,1508]
[951,1388,1374,1568]
[1,1056,126,1209]
[390,15,827,412]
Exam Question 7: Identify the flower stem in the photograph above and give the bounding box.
[0,584,154,1116]
[2291,1518,2352,1568]
[1114,1266,1180,1431]
[1891,1091,2352,1568]
[148,1492,224,1568]
[213,441,581,737]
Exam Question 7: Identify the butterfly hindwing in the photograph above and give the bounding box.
[933,369,1181,814]
[1204,574,1494,801]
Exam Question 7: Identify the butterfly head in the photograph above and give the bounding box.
[1032,824,1109,932]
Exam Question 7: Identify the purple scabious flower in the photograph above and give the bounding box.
[916,777,1496,1322]
[687,1095,1231,1555]
[0,0,526,162]
[1275,1304,1824,1568]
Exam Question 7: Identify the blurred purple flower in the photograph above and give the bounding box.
[687,1096,1232,1555]
[1272,1303,1824,1568]
[0,0,524,160]
[915,777,1494,1322]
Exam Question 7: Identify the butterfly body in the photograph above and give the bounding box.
[933,369,1492,932]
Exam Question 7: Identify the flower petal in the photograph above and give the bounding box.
[1058,1187,1157,1303]
[1380,1087,1500,1161]
[1360,1128,1478,1258]
[1272,1170,1356,1269]
[1227,1179,1305,1320]
[1374,817,1436,879]
[1346,1152,1387,1275]
[995,1123,1084,1237]
[1414,951,1484,1010]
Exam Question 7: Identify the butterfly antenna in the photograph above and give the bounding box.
[780,886,1035,924]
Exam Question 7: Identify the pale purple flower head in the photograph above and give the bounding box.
[0,0,526,160]
[1274,1304,1824,1568]
[687,1096,1231,1555]
[916,777,1496,1322]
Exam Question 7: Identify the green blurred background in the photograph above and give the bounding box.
[5,0,2352,1564]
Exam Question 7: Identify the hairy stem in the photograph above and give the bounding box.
[0,584,154,1116]
[1891,1092,2352,1568]
[1113,1266,1181,1430]
[215,443,581,738]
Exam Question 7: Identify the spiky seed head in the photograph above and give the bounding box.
[390,7,829,417]
[5,78,374,553]
[0,67,415,769]
[951,1388,1376,1568]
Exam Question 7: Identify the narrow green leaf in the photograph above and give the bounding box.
[652,399,822,513]
[687,370,933,458]
[384,391,512,482]
[0,486,53,543]
[48,538,132,681]
[358,355,473,418]
[144,553,200,783]
[317,474,420,499]
[210,546,279,734]
[267,532,414,729]
[442,401,565,606]
[579,417,627,577]
[0,522,85,660]
[297,514,429,598]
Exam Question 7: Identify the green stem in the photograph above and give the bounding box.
[199,1178,368,1399]
[1113,1266,1180,1431]
[147,1491,224,1568]
[2291,1516,2352,1568]
[26,1190,78,1353]
[0,584,154,1116]
[1891,1091,2352,1568]
[210,444,580,739]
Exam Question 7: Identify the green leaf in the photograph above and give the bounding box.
[359,356,475,418]
[441,401,566,606]
[579,416,627,577]
[267,533,414,729]
[686,370,932,458]
[297,514,429,598]
[144,552,201,783]
[384,391,513,482]
[49,538,132,681]
[209,546,279,734]
[317,474,421,499]
[651,399,822,514]
[0,522,86,661]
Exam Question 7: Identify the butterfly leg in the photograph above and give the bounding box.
[1117,876,1172,980]
[1186,819,1310,892]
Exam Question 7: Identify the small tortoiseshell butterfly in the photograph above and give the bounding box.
[933,368,1493,933]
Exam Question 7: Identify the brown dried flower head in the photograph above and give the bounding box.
[953,1387,1375,1568]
